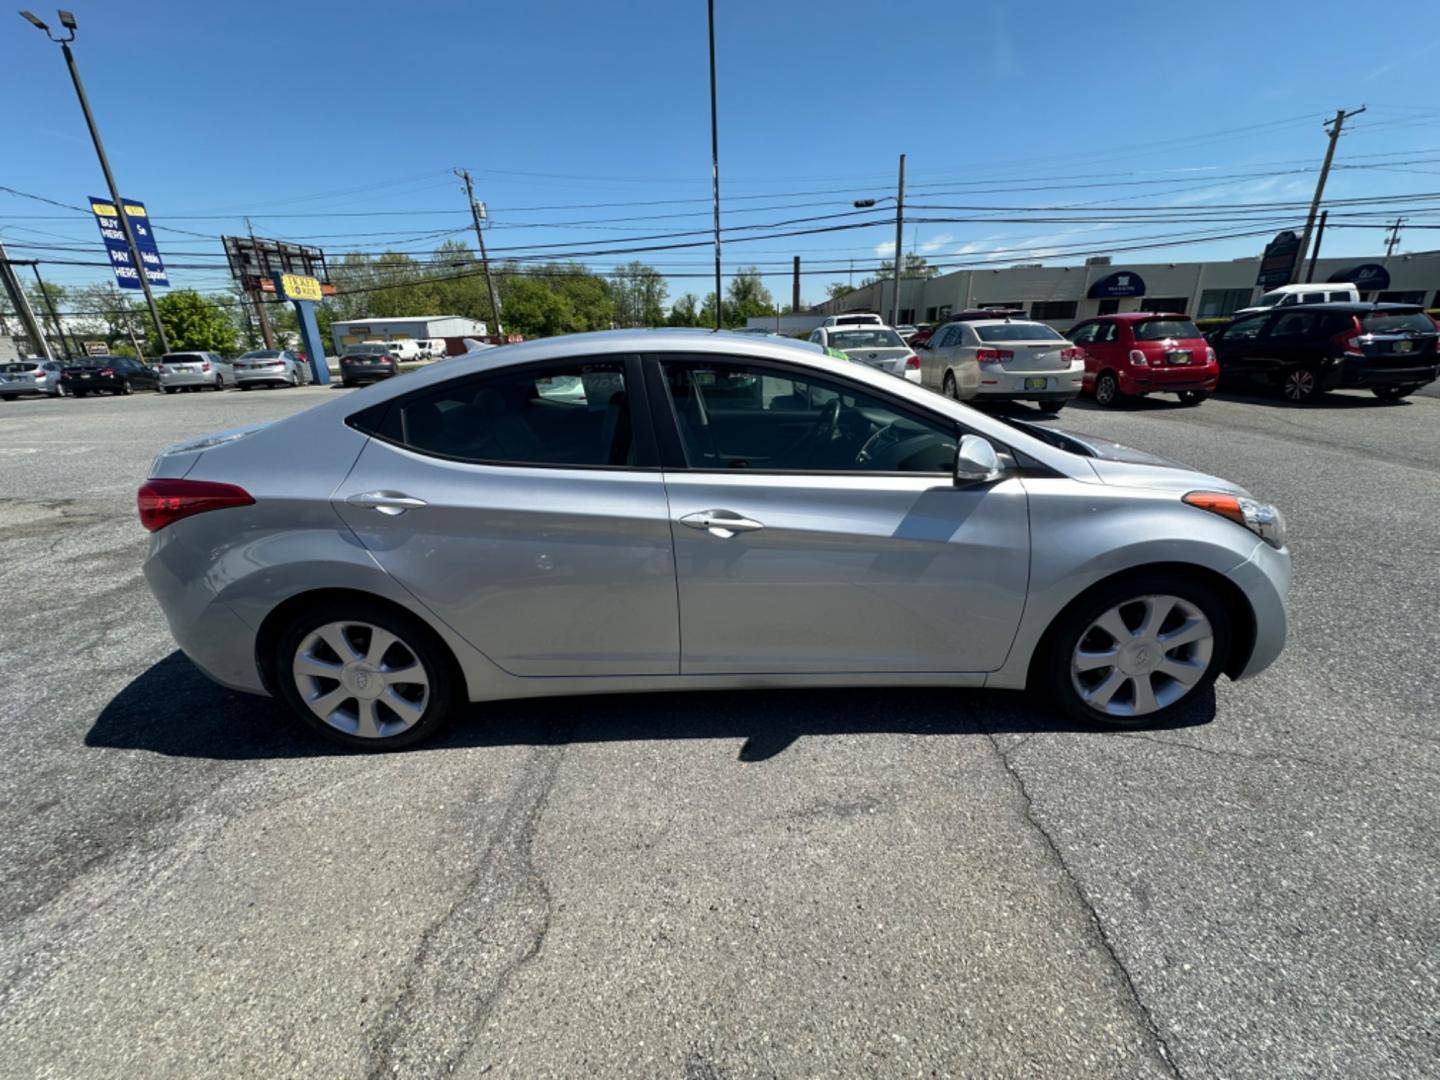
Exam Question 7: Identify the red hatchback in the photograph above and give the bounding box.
[1067,313,1219,407]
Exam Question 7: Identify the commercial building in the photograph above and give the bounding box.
[330,315,488,354]
[816,252,1440,330]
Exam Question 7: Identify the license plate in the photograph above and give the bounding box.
[1396,340,1413,353]
[1167,351,1192,365]
[1023,377,1047,391]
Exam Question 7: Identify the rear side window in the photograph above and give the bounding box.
[975,323,1065,343]
[1269,312,1315,338]
[1134,319,1202,341]
[1220,314,1268,341]
[1362,311,1436,335]
[355,361,638,468]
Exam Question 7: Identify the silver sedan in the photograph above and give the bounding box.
[139,330,1290,749]
[233,349,308,389]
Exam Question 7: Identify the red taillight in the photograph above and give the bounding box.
[975,348,1013,364]
[1127,350,1149,367]
[1205,346,1217,364]
[1330,317,1364,357]
[99,367,115,377]
[904,354,920,370]
[201,361,211,372]
[137,478,254,532]
[1060,347,1082,362]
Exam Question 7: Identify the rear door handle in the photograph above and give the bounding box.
[346,490,428,516]
[678,510,764,539]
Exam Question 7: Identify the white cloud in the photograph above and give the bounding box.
[874,240,896,257]
[918,232,953,254]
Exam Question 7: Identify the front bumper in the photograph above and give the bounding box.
[1225,539,1291,680]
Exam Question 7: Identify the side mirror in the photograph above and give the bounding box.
[954,434,1002,486]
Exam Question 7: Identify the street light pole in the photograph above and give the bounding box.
[890,153,906,327]
[707,0,722,330]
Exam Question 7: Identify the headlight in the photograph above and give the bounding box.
[1183,491,1287,549]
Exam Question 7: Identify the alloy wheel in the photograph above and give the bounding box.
[943,371,958,400]
[292,620,430,739]
[1070,594,1213,718]
[1282,369,1317,402]
[1095,373,1117,406]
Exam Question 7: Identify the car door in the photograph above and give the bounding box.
[647,353,1030,674]
[1066,321,1101,390]
[1258,309,1317,385]
[922,325,954,387]
[1210,312,1270,384]
[127,357,158,390]
[333,355,679,677]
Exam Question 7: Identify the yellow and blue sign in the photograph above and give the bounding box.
[275,272,323,302]
[90,196,168,290]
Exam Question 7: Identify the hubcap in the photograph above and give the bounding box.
[1097,376,1115,404]
[292,620,430,739]
[1071,594,1213,718]
[1284,370,1314,400]
[944,374,957,399]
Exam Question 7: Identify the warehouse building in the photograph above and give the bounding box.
[818,252,1440,330]
[330,315,488,354]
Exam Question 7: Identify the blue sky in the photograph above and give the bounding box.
[4,0,1438,308]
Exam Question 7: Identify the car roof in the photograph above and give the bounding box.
[954,318,1051,328]
[1264,302,1423,314]
[1091,311,1197,321]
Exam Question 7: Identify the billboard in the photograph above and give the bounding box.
[1256,231,1301,289]
[1087,270,1146,298]
[221,235,331,294]
[90,196,168,290]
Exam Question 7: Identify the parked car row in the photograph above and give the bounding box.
[0,349,319,400]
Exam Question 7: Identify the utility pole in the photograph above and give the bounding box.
[707,0,722,330]
[455,169,503,338]
[1305,211,1328,283]
[890,154,906,327]
[792,255,801,314]
[0,238,52,360]
[245,218,275,349]
[1383,216,1404,263]
[1292,106,1365,284]
[20,11,170,353]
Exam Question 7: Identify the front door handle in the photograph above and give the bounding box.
[346,490,428,516]
[678,510,764,539]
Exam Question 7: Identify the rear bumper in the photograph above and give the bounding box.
[160,371,214,388]
[975,366,1085,400]
[235,369,289,384]
[1325,358,1439,389]
[1118,365,1219,395]
[62,376,121,392]
[341,367,395,383]
[973,389,1080,403]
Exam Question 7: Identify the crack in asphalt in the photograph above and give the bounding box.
[365,742,565,1080]
[1111,731,1333,774]
[985,731,1184,1080]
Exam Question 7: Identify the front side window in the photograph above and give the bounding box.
[659,359,956,474]
[1269,312,1314,339]
[363,360,635,467]
[1067,322,1098,344]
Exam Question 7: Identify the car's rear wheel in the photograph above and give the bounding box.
[1280,367,1320,403]
[1041,572,1231,728]
[943,371,959,400]
[239,383,252,391]
[289,371,300,388]
[214,376,224,390]
[119,379,133,396]
[275,600,458,750]
[1177,390,1209,406]
[163,386,176,395]
[1094,371,1122,407]
[1372,385,1415,401]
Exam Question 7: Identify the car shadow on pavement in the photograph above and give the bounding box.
[87,651,1217,763]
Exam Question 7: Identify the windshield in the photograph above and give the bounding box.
[986,412,1096,456]
[1134,319,1203,341]
[1256,291,1286,307]
[1362,311,1435,334]
[830,329,905,350]
[975,323,1065,343]
[241,350,281,359]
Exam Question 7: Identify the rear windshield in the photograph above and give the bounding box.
[829,329,905,349]
[162,353,204,363]
[975,322,1065,342]
[834,315,880,325]
[4,362,40,372]
[1362,312,1435,335]
[241,350,281,359]
[1134,319,1202,341]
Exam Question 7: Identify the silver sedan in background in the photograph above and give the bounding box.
[0,359,66,399]
[922,319,1085,410]
[140,330,1289,750]
[233,349,309,389]
[157,351,233,393]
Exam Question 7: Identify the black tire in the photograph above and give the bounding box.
[274,598,459,751]
[1038,570,1232,729]
[1041,400,1065,412]
[73,390,87,398]
[943,371,959,400]
[163,386,176,395]
[1177,390,1209,406]
[239,383,252,391]
[1372,385,1414,401]
[1279,366,1321,403]
[1093,370,1122,407]
[0,395,16,402]
[119,379,132,396]
[215,376,224,391]
[341,377,356,388]
[289,371,300,388]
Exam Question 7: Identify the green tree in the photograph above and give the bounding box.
[724,267,775,327]
[876,253,938,280]
[156,289,237,353]
[609,261,668,327]
[668,293,702,326]
[825,282,854,302]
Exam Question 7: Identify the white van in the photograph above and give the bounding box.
[383,340,422,362]
[1235,282,1360,316]
[821,312,885,328]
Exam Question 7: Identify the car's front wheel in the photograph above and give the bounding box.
[275,600,458,750]
[1280,366,1321,403]
[1040,572,1232,728]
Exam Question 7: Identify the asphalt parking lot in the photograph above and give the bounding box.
[1,381,1437,1079]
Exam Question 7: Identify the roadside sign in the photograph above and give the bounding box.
[83,340,108,355]
[274,273,323,302]
[1256,231,1300,289]
[90,196,169,290]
